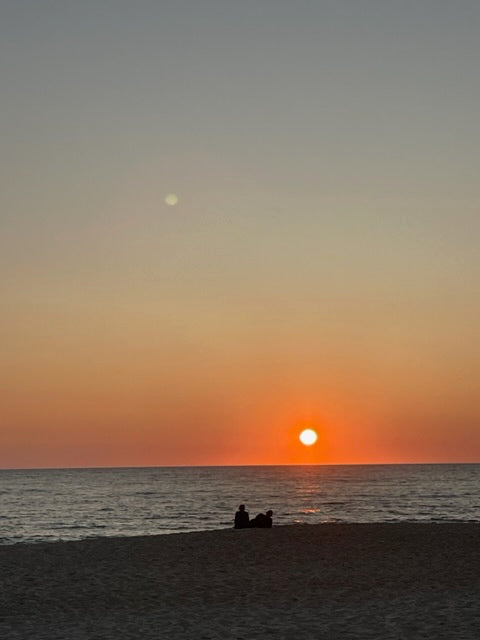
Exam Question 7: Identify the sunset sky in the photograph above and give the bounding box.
[1,1,479,468]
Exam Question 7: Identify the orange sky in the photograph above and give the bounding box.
[2,243,479,467]
[2,299,479,467]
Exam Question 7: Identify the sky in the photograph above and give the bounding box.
[1,0,479,468]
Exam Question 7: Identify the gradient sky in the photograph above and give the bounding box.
[1,0,479,468]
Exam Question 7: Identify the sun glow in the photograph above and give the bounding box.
[299,428,318,446]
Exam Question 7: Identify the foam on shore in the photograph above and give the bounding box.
[1,523,479,639]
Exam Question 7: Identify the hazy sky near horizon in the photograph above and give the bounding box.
[1,0,479,467]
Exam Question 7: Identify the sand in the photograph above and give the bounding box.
[1,523,479,639]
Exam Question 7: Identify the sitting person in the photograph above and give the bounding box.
[249,510,273,528]
[264,509,273,528]
[234,504,250,529]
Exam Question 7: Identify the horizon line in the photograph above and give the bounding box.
[1,461,479,472]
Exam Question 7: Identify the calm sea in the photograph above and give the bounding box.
[0,464,478,544]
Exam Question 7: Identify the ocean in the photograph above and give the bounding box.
[0,464,478,544]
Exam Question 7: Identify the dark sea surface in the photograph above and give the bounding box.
[0,464,478,544]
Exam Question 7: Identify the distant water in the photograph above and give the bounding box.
[0,464,478,544]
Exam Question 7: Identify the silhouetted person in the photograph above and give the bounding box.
[234,504,250,529]
[264,509,273,528]
[249,510,273,528]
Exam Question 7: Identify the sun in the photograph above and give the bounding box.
[299,428,318,446]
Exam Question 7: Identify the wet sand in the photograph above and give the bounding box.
[1,523,479,639]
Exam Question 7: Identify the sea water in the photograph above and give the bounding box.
[0,464,478,544]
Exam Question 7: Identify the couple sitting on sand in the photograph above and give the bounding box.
[234,504,273,529]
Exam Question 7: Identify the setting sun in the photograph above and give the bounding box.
[299,428,318,446]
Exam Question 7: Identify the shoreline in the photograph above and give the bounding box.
[3,518,479,548]
[1,523,479,639]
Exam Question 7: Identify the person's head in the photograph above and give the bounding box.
[266,510,273,517]
[239,504,245,511]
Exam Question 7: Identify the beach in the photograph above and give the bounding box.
[1,523,479,639]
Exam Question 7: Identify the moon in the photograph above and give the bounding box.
[299,428,318,446]
[165,193,178,206]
